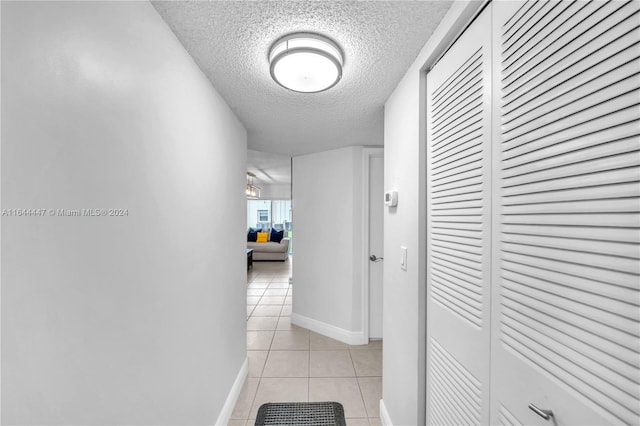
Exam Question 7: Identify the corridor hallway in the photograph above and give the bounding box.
[231,258,383,425]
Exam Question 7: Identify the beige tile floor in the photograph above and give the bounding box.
[231,257,383,426]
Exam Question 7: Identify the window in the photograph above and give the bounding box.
[257,210,269,222]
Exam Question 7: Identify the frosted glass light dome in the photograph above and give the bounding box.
[269,33,343,93]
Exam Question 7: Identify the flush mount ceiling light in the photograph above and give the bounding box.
[269,32,343,93]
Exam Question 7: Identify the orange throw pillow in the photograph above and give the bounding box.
[257,232,269,243]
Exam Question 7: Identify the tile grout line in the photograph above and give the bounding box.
[246,259,385,422]
[349,343,374,419]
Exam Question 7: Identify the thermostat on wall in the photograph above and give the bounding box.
[385,191,398,207]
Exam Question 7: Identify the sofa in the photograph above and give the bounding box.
[247,228,290,261]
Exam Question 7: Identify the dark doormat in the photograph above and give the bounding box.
[255,401,346,426]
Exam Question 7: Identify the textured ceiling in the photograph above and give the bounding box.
[152,0,452,157]
[247,149,291,187]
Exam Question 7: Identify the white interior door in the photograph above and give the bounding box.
[426,4,492,424]
[490,1,640,424]
[369,154,384,339]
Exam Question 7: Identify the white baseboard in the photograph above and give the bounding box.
[291,312,367,345]
[215,356,248,426]
[380,399,393,426]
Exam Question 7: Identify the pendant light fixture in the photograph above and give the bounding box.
[246,172,261,199]
[269,32,344,93]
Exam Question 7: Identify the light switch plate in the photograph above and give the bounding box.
[400,246,407,271]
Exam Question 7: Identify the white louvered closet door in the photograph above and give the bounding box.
[490,1,640,425]
[425,4,492,425]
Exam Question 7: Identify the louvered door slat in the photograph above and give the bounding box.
[433,191,483,206]
[433,79,483,126]
[432,247,483,273]
[504,182,640,208]
[432,259,481,285]
[433,120,484,152]
[432,72,483,122]
[492,1,640,424]
[503,92,640,149]
[432,172,483,193]
[502,155,640,189]
[502,270,639,326]
[433,145,483,172]
[432,280,481,312]
[433,134,484,161]
[504,128,640,173]
[433,207,483,218]
[430,402,461,426]
[432,48,482,103]
[426,5,492,424]
[504,73,640,140]
[502,1,578,71]
[502,213,640,229]
[504,31,639,117]
[432,288,482,326]
[433,187,483,204]
[431,263,482,292]
[430,339,482,424]
[432,232,482,248]
[502,232,639,259]
[503,108,640,162]
[502,0,540,43]
[431,354,482,410]
[501,167,640,196]
[432,221,482,231]
[503,0,614,87]
[434,125,483,152]
[501,258,638,305]
[501,295,639,370]
[504,60,640,132]
[432,237,483,255]
[503,136,640,178]
[500,319,638,420]
[501,0,553,59]
[502,223,640,244]
[502,241,638,274]
[499,403,523,426]
[431,367,480,415]
[501,1,596,57]
[432,68,483,122]
[433,153,484,180]
[501,288,638,353]
[431,270,483,301]
[502,198,640,215]
[433,102,484,143]
[501,250,638,290]
[501,308,638,400]
[503,2,637,92]
[430,385,473,426]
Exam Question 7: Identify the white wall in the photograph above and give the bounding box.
[259,183,292,200]
[1,2,247,424]
[291,146,364,341]
[381,2,481,425]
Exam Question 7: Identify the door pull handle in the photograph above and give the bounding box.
[528,403,553,421]
[369,255,384,262]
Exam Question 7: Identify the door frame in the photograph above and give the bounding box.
[361,147,384,343]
